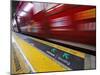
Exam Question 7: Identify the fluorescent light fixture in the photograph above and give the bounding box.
[17,18,20,22]
[23,3,33,12]
[46,4,58,10]
[19,11,26,16]
[47,4,64,12]
[33,3,44,14]
[12,19,16,26]
[55,4,64,8]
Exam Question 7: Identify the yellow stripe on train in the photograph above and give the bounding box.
[75,8,96,20]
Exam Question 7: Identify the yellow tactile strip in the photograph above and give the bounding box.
[14,34,69,73]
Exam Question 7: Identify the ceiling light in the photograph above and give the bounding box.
[19,11,26,16]
[23,3,33,12]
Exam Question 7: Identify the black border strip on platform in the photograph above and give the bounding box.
[19,32,96,56]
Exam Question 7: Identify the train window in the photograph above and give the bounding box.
[51,17,71,27]
[51,17,71,31]
[31,28,38,33]
[31,22,40,33]
[20,26,28,32]
[79,22,96,31]
[52,21,66,27]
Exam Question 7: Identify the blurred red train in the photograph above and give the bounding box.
[13,2,96,46]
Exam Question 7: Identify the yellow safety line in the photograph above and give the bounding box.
[14,34,69,72]
[29,37,85,59]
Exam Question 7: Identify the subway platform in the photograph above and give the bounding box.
[11,32,96,74]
